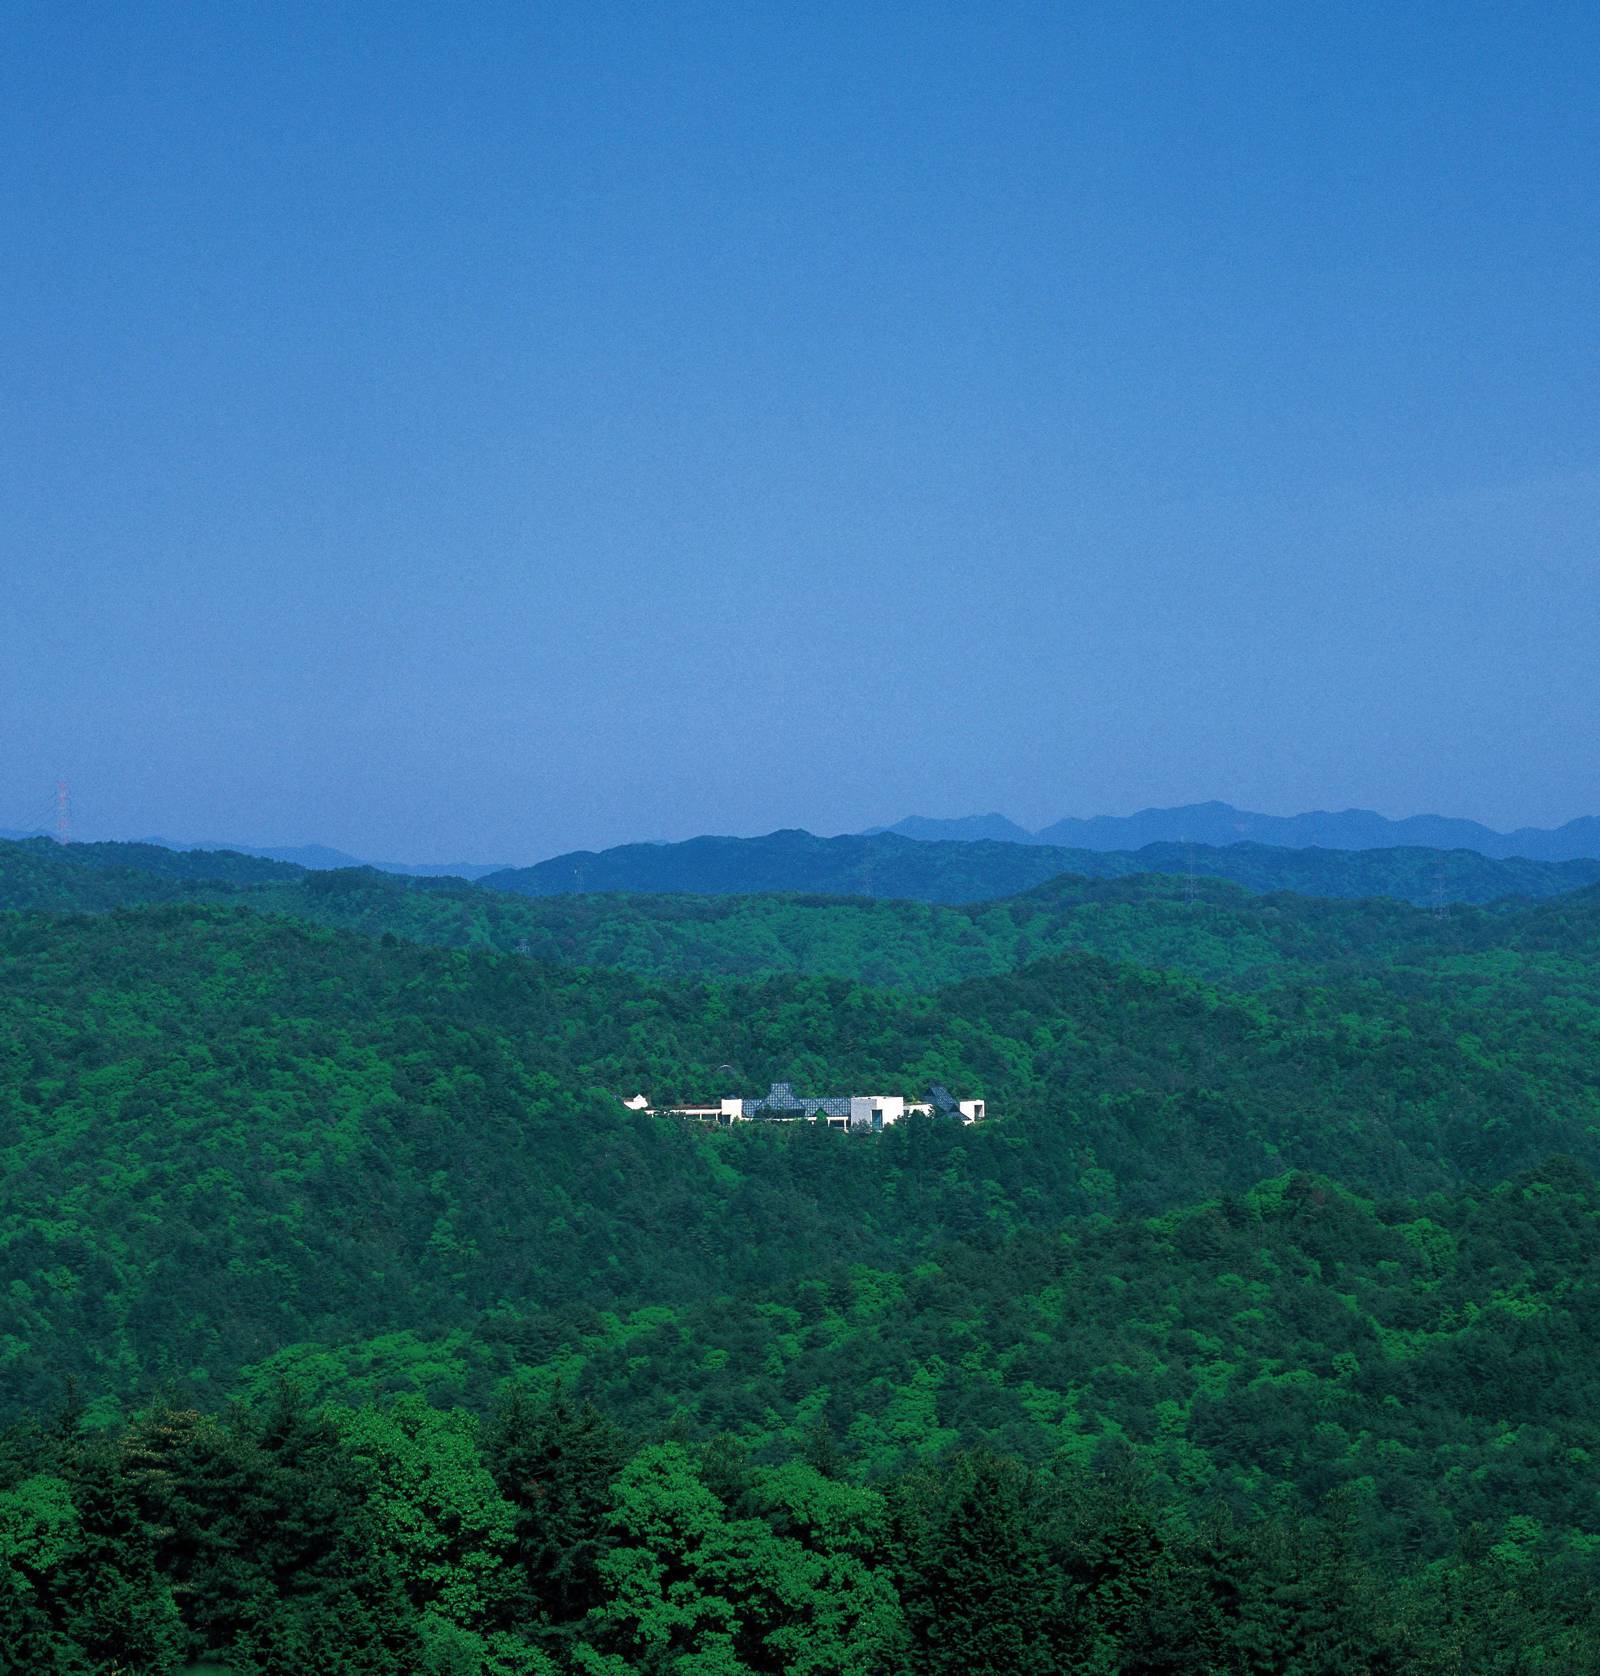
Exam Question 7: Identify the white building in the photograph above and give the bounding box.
[624,1082,986,1130]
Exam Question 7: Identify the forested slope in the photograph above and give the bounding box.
[442,1166,1600,1550]
[4,902,1600,1423]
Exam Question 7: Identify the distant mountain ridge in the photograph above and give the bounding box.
[873,801,1600,862]
[862,812,1039,845]
[18,799,1600,885]
[482,828,1600,907]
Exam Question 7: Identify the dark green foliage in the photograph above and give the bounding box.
[893,1452,1059,1675]
[115,1394,417,1671]
[485,1389,628,1629]
[0,1424,184,1673]
[494,1165,1600,1568]
[4,1397,1595,1673]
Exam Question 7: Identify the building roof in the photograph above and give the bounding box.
[744,1082,854,1120]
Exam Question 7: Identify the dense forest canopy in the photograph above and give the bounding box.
[3,835,1599,1670]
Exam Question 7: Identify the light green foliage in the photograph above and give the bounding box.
[235,1331,491,1409]
[0,1473,78,1571]
[419,1614,557,1676]
[747,1462,909,1674]
[340,1398,518,1629]
[583,1446,906,1676]
[585,1444,754,1670]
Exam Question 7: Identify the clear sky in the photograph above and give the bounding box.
[4,2,1596,862]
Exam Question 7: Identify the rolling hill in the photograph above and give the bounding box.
[7,836,1600,999]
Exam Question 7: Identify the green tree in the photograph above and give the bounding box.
[894,1451,1057,1676]
[338,1398,518,1634]
[485,1386,628,1632]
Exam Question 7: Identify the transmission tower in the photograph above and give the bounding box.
[54,781,71,845]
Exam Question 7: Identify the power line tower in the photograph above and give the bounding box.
[54,781,71,845]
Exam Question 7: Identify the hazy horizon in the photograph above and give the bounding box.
[9,793,1600,871]
[6,4,1597,862]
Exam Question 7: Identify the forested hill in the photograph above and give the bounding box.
[8,836,1600,997]
[482,827,1600,905]
[0,835,301,899]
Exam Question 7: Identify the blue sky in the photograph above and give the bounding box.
[4,2,1596,861]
